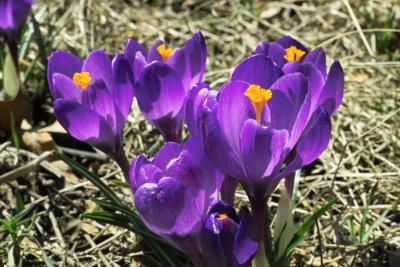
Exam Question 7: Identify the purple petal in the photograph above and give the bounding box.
[147,40,164,62]
[134,52,147,82]
[53,99,116,154]
[152,142,183,170]
[137,164,163,188]
[124,38,147,67]
[234,208,259,265]
[231,55,283,89]
[199,104,245,180]
[136,62,186,118]
[270,73,311,148]
[47,51,83,97]
[81,80,123,134]
[185,83,218,136]
[51,73,82,101]
[276,35,308,52]
[129,155,149,192]
[135,177,201,236]
[111,54,135,118]
[240,120,288,182]
[0,0,32,32]
[303,47,327,78]
[82,50,114,91]
[136,62,186,140]
[217,81,254,155]
[254,41,287,68]
[170,32,207,90]
[317,60,344,116]
[279,107,331,178]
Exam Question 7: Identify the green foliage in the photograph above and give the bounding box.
[2,47,20,99]
[346,182,398,244]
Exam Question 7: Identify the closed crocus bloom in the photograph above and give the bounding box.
[130,137,222,267]
[199,56,332,255]
[124,32,207,142]
[0,0,32,42]
[200,201,258,267]
[47,50,134,178]
[254,35,344,116]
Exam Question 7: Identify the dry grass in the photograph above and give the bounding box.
[0,0,399,266]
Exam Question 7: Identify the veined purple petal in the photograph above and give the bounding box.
[111,54,135,118]
[134,177,201,236]
[136,62,186,118]
[53,99,116,154]
[217,81,254,155]
[0,0,32,35]
[239,120,288,182]
[270,73,311,149]
[317,60,344,116]
[82,50,114,91]
[199,104,245,179]
[231,55,283,89]
[47,51,83,97]
[170,32,207,90]
[278,107,331,178]
[152,142,183,170]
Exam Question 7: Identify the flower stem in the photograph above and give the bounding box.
[221,175,238,205]
[250,196,269,267]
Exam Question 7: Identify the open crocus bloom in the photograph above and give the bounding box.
[130,137,223,266]
[199,55,332,201]
[47,50,134,158]
[200,200,258,267]
[0,0,32,42]
[254,35,344,116]
[124,32,207,142]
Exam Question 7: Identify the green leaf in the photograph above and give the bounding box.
[54,151,123,206]
[9,112,20,149]
[15,191,25,213]
[285,197,337,257]
[3,47,20,99]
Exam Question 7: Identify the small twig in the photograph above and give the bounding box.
[83,234,113,267]
[56,145,108,161]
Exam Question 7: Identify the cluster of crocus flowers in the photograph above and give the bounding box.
[47,32,343,266]
[130,137,258,267]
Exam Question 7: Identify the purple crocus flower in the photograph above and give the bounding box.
[253,35,344,194]
[124,32,207,142]
[200,200,258,267]
[254,35,344,116]
[198,56,333,245]
[47,50,134,178]
[130,137,257,267]
[0,0,32,43]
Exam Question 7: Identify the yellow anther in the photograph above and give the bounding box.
[217,213,229,220]
[284,46,306,62]
[157,44,174,61]
[73,72,91,90]
[244,84,272,125]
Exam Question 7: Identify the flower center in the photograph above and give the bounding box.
[284,46,305,62]
[244,84,272,125]
[73,72,91,90]
[157,44,174,61]
[217,213,229,220]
